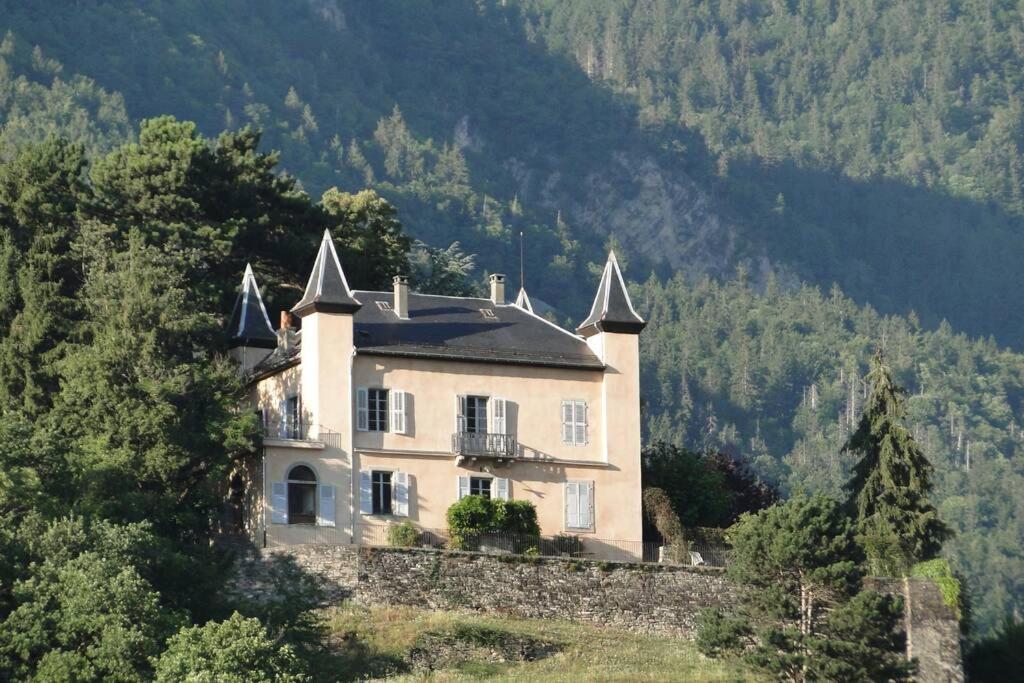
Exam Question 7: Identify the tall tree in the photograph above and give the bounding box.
[697,495,913,682]
[0,138,88,414]
[843,350,950,575]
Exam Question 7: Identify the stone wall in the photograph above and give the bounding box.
[230,544,962,682]
[356,546,734,636]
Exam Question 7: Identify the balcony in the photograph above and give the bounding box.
[452,431,517,462]
[262,422,339,449]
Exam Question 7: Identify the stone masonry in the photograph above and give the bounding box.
[230,544,962,682]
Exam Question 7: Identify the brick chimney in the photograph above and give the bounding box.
[489,273,506,306]
[393,275,409,319]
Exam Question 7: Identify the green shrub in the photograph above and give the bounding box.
[911,558,963,618]
[643,487,689,562]
[445,495,540,549]
[153,612,308,682]
[500,499,541,535]
[387,521,419,547]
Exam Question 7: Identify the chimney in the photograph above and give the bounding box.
[489,273,506,305]
[393,275,409,319]
[277,310,294,350]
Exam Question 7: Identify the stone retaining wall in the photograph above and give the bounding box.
[230,544,962,681]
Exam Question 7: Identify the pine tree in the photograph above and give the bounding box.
[843,350,950,574]
[697,495,913,682]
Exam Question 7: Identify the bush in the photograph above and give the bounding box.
[911,558,962,618]
[446,495,540,549]
[388,521,419,547]
[643,487,688,562]
[499,500,540,536]
[153,612,308,682]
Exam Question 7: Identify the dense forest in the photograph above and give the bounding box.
[5,0,1024,343]
[1,0,1023,665]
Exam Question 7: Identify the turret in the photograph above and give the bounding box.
[228,263,277,371]
[292,230,361,435]
[578,251,645,539]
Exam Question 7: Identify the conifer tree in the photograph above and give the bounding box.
[843,350,950,574]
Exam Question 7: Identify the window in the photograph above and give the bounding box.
[368,388,388,432]
[287,465,317,525]
[360,389,391,432]
[465,395,488,433]
[561,400,588,446]
[375,300,392,311]
[469,476,492,499]
[565,480,594,530]
[371,470,392,515]
[479,308,497,320]
[458,475,509,500]
[282,395,301,438]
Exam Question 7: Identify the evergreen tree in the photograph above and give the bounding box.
[697,495,913,682]
[0,138,88,414]
[843,350,950,575]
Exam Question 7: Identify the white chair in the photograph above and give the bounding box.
[689,551,705,566]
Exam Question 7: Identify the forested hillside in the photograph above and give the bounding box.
[636,273,1024,636]
[7,0,1024,343]
[2,0,1023,647]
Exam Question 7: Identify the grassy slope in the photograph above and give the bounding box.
[316,604,753,682]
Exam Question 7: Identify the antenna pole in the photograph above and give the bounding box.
[519,231,525,290]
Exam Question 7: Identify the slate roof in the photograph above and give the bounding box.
[291,230,362,316]
[228,264,277,349]
[351,291,604,370]
[576,251,646,337]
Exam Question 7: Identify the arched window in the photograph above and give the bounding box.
[287,465,317,525]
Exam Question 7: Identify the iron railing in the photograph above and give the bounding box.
[261,522,730,567]
[261,423,342,446]
[452,431,517,458]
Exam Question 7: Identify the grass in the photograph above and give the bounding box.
[312,603,756,681]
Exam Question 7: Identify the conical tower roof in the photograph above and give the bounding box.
[576,251,646,337]
[228,264,277,349]
[514,287,534,313]
[291,229,362,316]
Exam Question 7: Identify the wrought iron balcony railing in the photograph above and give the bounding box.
[452,431,517,459]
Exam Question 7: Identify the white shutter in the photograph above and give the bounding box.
[359,470,373,514]
[271,482,287,524]
[391,390,407,434]
[278,400,287,438]
[356,387,369,432]
[393,471,409,516]
[565,481,579,528]
[495,477,510,501]
[456,395,467,433]
[561,401,574,444]
[457,475,470,499]
[574,401,587,445]
[491,398,507,435]
[318,485,336,527]
[579,481,594,529]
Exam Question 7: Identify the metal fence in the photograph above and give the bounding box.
[261,522,730,567]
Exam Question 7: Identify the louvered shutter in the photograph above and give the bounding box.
[391,390,407,434]
[561,401,574,444]
[491,398,507,435]
[456,395,467,433]
[579,481,594,529]
[565,482,579,528]
[574,401,587,445]
[495,477,510,501]
[278,400,287,438]
[318,485,336,527]
[393,471,409,516]
[270,482,287,524]
[359,470,373,514]
[457,475,470,499]
[356,387,369,431]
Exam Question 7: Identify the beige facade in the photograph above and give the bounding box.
[234,236,645,560]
